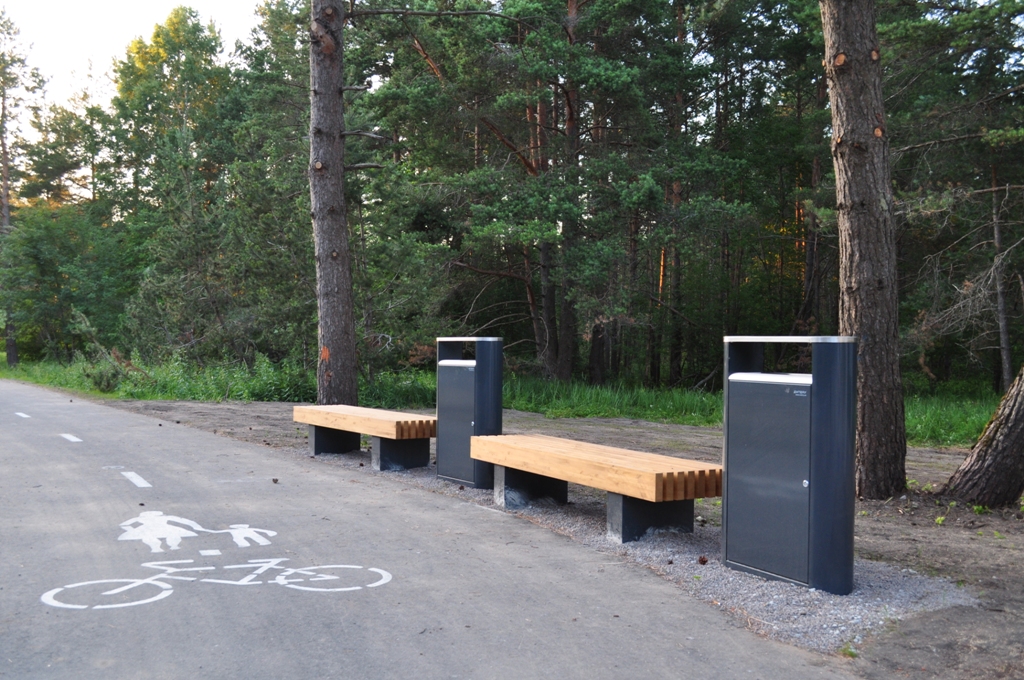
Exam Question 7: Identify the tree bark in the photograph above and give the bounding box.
[1,90,15,367]
[310,1,359,405]
[1,90,10,228]
[553,0,581,382]
[820,0,906,498]
[991,169,1013,393]
[945,365,1024,506]
[588,323,605,384]
[539,240,559,378]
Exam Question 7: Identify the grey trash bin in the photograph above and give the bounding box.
[722,336,857,595]
[436,337,502,489]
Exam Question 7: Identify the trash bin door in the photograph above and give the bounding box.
[726,374,812,583]
[436,361,476,484]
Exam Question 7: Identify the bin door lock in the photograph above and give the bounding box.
[802,480,809,488]
[470,421,475,427]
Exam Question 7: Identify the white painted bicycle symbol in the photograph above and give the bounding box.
[41,558,393,610]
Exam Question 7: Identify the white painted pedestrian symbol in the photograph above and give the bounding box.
[118,511,204,553]
[117,512,279,552]
[214,524,277,548]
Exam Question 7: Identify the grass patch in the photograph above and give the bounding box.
[0,355,437,409]
[0,358,1003,447]
[504,375,722,427]
[904,394,998,448]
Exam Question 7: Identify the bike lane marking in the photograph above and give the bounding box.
[60,434,83,442]
[121,471,153,488]
[40,559,395,609]
[15,412,30,418]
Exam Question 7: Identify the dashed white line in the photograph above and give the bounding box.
[199,550,222,556]
[15,412,30,418]
[60,434,83,442]
[121,471,152,488]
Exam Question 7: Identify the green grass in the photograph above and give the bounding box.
[0,354,429,408]
[0,356,1002,447]
[904,394,998,448]
[503,375,723,427]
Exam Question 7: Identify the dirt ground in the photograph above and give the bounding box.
[99,397,1024,679]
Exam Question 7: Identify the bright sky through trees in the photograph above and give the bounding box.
[6,0,263,104]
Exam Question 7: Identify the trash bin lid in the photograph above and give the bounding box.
[728,372,812,385]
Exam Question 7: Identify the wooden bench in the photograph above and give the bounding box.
[471,434,723,543]
[293,405,437,471]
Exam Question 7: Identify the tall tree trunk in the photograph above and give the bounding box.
[1,90,16,367]
[588,323,605,384]
[539,241,559,378]
[820,0,906,498]
[0,91,9,228]
[4,312,16,367]
[798,75,829,326]
[310,1,359,405]
[555,0,581,382]
[945,365,1024,506]
[991,169,1013,393]
[669,243,683,385]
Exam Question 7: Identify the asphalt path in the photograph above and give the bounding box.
[0,379,855,679]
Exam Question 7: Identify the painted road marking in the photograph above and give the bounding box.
[41,560,393,608]
[121,472,153,488]
[199,550,222,556]
[15,412,30,418]
[61,434,83,442]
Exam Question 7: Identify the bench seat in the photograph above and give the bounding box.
[293,405,437,471]
[471,434,722,542]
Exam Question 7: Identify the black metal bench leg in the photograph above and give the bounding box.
[493,465,569,509]
[309,425,361,455]
[372,437,430,471]
[606,494,695,543]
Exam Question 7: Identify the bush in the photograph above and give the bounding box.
[84,363,122,393]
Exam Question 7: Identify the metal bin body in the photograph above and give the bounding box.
[722,336,857,595]
[435,337,503,488]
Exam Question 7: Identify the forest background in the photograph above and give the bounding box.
[0,0,1022,448]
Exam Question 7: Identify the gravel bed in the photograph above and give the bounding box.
[301,447,976,656]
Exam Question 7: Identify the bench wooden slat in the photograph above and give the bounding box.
[294,405,437,440]
[477,437,657,501]
[471,434,721,503]
[522,434,717,473]
[490,435,722,495]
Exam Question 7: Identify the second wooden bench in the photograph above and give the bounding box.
[471,434,722,542]
[293,404,437,471]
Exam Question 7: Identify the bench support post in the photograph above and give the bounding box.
[607,494,694,543]
[493,465,568,509]
[372,437,430,471]
[309,425,361,456]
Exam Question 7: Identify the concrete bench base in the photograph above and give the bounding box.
[494,465,569,508]
[606,493,694,543]
[308,425,430,471]
[309,424,361,456]
[372,436,430,471]
[493,464,695,543]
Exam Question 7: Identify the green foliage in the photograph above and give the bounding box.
[2,0,1023,416]
[0,204,131,360]
[503,374,723,425]
[84,362,123,393]
[904,392,1000,447]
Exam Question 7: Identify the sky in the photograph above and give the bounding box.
[6,0,267,106]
